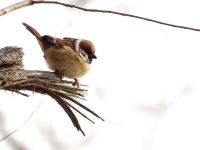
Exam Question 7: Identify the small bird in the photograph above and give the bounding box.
[22,22,97,87]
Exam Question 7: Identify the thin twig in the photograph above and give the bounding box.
[55,90,104,121]
[0,0,200,32]
[64,100,95,124]
[10,90,29,97]
[0,103,41,141]
[33,1,200,32]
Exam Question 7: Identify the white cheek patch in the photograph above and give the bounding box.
[75,39,82,52]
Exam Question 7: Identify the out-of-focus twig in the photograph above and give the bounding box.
[0,103,41,141]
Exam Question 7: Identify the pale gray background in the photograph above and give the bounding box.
[0,0,200,150]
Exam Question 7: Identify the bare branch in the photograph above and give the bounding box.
[0,0,200,32]
[0,46,103,136]
[0,0,32,15]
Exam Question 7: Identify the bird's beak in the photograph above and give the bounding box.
[91,54,97,59]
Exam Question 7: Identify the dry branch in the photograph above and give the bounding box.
[0,46,103,136]
[0,0,200,32]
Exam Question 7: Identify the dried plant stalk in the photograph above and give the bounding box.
[0,46,103,136]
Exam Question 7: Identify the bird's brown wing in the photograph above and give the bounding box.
[52,38,76,51]
[63,37,78,42]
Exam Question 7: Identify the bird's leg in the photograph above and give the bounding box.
[72,78,80,88]
[54,70,64,82]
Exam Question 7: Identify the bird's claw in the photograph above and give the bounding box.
[55,70,64,82]
[72,78,80,88]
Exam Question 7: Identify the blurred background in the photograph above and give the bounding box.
[1,0,200,149]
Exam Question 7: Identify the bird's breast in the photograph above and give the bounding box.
[44,46,90,78]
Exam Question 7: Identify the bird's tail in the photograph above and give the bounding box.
[22,22,42,41]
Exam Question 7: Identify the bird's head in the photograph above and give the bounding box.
[79,40,97,63]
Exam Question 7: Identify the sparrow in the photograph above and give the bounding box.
[22,22,97,87]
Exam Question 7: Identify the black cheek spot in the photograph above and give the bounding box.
[43,35,53,44]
